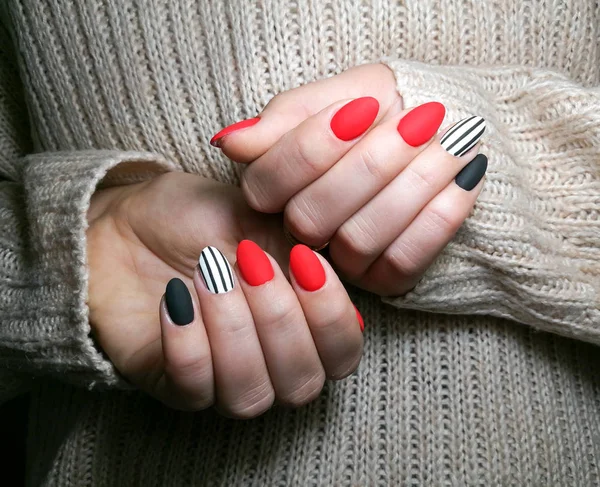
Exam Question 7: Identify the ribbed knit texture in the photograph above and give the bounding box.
[0,0,598,484]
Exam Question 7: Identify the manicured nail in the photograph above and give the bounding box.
[236,240,274,286]
[455,154,488,191]
[397,101,446,147]
[353,305,365,332]
[210,118,260,147]
[440,116,486,157]
[165,278,194,326]
[330,97,380,141]
[289,244,326,291]
[199,246,235,294]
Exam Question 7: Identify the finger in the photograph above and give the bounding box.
[159,278,214,411]
[235,240,325,407]
[194,246,275,419]
[211,63,401,163]
[330,115,486,279]
[289,245,363,379]
[362,154,488,296]
[241,96,380,213]
[284,102,446,247]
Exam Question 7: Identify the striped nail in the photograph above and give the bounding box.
[440,116,486,157]
[198,246,235,294]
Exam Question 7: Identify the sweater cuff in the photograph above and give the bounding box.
[7,151,176,389]
[380,59,600,344]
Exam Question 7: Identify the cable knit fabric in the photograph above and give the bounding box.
[0,0,598,485]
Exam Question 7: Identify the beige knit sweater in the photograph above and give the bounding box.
[1,0,600,485]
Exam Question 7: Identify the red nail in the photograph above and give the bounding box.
[330,97,379,141]
[397,102,445,147]
[289,245,326,291]
[236,240,274,286]
[353,305,365,332]
[210,118,261,147]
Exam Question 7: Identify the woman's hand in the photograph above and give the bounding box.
[87,172,363,416]
[212,64,488,296]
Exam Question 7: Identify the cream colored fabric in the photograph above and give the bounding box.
[0,0,599,484]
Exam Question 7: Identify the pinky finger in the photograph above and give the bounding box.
[364,154,488,296]
[159,278,215,411]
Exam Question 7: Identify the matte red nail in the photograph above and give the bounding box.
[210,117,260,147]
[354,305,365,332]
[289,245,326,291]
[397,102,445,147]
[330,97,379,141]
[236,240,274,286]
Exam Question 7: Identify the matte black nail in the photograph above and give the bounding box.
[455,154,488,191]
[165,278,194,325]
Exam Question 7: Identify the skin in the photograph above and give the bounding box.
[219,63,485,296]
[87,173,362,416]
[88,63,484,417]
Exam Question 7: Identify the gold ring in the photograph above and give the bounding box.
[283,226,330,252]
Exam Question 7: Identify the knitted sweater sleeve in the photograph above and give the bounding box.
[0,25,175,402]
[382,59,600,345]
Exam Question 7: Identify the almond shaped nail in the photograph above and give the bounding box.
[455,153,488,191]
[210,118,260,147]
[397,101,446,147]
[330,97,380,141]
[440,116,486,157]
[199,246,235,294]
[236,240,274,286]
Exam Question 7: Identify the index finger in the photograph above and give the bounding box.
[211,63,400,163]
[241,97,380,214]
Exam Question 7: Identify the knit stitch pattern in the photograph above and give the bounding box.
[0,0,598,484]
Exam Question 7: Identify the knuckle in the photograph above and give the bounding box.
[357,146,385,182]
[263,301,300,334]
[329,353,362,381]
[336,217,380,258]
[287,132,323,178]
[165,351,213,383]
[405,164,438,192]
[279,371,326,407]
[385,243,423,281]
[241,169,275,212]
[425,201,464,235]
[226,380,275,419]
[310,300,350,334]
[285,197,326,243]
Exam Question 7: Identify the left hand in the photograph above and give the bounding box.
[210,64,488,296]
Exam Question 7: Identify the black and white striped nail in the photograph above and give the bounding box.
[198,246,235,294]
[440,116,486,157]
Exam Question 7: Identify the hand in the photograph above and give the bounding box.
[211,63,488,296]
[87,172,363,416]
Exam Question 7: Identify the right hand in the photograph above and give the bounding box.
[87,172,363,417]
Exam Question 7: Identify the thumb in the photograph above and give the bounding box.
[211,63,401,163]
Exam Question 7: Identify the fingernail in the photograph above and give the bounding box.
[455,154,488,191]
[165,278,194,326]
[397,101,446,147]
[289,244,326,291]
[236,240,274,286]
[210,118,261,147]
[353,304,365,332]
[440,116,486,157]
[199,246,235,294]
[330,97,380,141]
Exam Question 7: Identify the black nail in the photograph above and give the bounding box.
[165,278,194,326]
[455,154,488,191]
